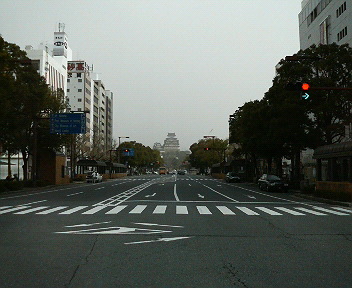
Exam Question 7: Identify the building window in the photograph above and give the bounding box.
[336,2,347,18]
[337,26,348,42]
[67,78,70,83]
[78,89,82,92]
[78,79,82,82]
[77,73,82,78]
[78,108,82,111]
[78,98,82,102]
[67,89,70,92]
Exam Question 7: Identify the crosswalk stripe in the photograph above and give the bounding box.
[274,207,305,215]
[235,207,259,215]
[196,206,212,215]
[82,206,107,215]
[14,206,50,214]
[59,206,88,215]
[36,206,69,215]
[176,206,188,214]
[1,204,351,216]
[329,207,352,213]
[129,205,147,214]
[216,206,236,215]
[153,205,167,214]
[311,206,349,216]
[294,207,327,216]
[0,206,31,214]
[105,205,127,214]
[256,207,282,215]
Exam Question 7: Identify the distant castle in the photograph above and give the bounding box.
[153,133,180,152]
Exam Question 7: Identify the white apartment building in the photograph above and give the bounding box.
[299,0,351,49]
[67,61,92,135]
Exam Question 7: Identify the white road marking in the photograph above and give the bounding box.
[0,206,30,214]
[82,206,107,215]
[145,193,156,198]
[311,206,349,216]
[216,206,236,215]
[59,206,88,215]
[0,206,12,210]
[235,207,260,215]
[65,221,112,228]
[256,207,282,216]
[200,183,239,202]
[196,206,212,215]
[329,207,352,213]
[18,200,48,206]
[56,226,172,235]
[36,206,69,215]
[176,206,188,214]
[153,205,167,214]
[105,205,127,214]
[174,184,180,201]
[125,236,192,245]
[67,192,84,197]
[133,222,184,228]
[245,195,256,199]
[274,207,305,215]
[129,205,147,214]
[197,194,205,199]
[14,206,50,214]
[294,207,327,216]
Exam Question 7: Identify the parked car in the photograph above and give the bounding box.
[258,174,288,192]
[86,171,103,183]
[225,172,241,183]
[177,170,186,175]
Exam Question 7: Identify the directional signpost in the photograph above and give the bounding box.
[50,113,86,134]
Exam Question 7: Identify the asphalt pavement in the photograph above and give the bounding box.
[0,174,351,287]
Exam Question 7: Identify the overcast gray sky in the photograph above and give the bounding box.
[0,0,302,150]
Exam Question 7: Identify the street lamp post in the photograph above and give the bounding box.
[118,136,129,163]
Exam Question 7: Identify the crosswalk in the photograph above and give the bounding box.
[0,204,351,216]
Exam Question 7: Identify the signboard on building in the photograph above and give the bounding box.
[53,31,68,57]
[67,61,87,73]
[50,113,86,134]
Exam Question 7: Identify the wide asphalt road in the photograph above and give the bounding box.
[0,174,351,288]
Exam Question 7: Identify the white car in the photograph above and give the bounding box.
[86,172,103,183]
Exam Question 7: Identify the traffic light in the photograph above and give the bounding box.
[123,149,130,153]
[285,82,311,91]
[204,147,211,151]
[301,83,310,91]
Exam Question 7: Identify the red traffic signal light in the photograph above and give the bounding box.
[123,149,130,152]
[204,147,211,151]
[301,83,310,90]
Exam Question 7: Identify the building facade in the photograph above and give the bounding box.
[299,0,351,49]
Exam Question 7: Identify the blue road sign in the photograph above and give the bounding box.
[122,148,135,157]
[50,113,86,134]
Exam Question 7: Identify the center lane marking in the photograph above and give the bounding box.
[174,184,180,201]
[199,183,239,203]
